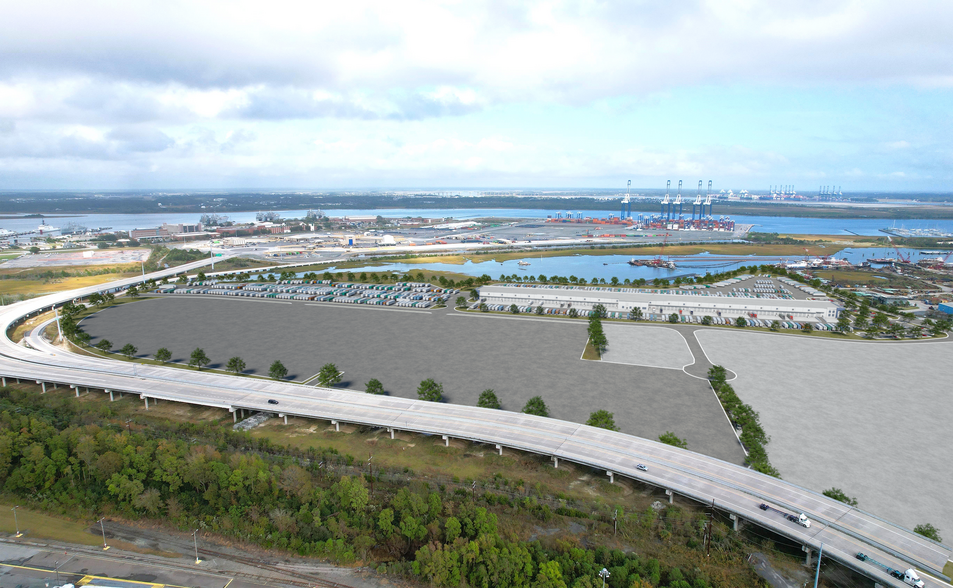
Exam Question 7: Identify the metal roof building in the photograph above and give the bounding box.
[480,284,843,323]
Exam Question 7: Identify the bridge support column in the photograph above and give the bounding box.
[495,444,502,456]
[118,391,122,398]
[107,390,114,401]
[331,420,340,432]
[39,381,46,393]
[281,414,288,425]
[386,428,395,439]
[442,435,449,447]
[802,545,812,566]
[72,385,79,397]
[606,471,614,484]
[552,457,558,468]
[729,513,741,531]
[52,383,57,389]
[1,377,5,386]
[143,396,149,410]
[231,409,237,423]
[665,489,674,504]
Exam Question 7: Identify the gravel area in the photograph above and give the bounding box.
[696,329,953,539]
[601,324,694,369]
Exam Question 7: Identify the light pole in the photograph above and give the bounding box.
[97,517,109,550]
[11,505,22,537]
[598,567,610,588]
[192,529,202,564]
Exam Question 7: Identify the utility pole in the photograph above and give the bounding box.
[11,506,22,537]
[613,509,617,536]
[54,307,62,341]
[98,517,109,550]
[598,567,610,588]
[813,543,824,588]
[704,499,714,557]
[192,529,202,564]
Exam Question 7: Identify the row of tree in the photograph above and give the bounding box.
[588,305,608,357]
[707,366,779,477]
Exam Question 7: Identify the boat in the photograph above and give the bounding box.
[869,258,895,264]
[37,224,59,233]
[517,260,531,266]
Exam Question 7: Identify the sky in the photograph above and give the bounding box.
[1,1,952,192]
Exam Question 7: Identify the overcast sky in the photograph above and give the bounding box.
[1,1,951,191]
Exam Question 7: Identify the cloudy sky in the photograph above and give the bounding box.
[1,0,951,191]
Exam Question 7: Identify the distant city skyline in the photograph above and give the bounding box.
[1,1,951,190]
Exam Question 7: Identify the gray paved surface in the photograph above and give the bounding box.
[601,324,694,369]
[81,296,747,464]
[696,329,953,540]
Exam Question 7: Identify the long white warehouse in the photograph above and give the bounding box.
[479,284,843,323]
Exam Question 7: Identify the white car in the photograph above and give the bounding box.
[636,464,648,472]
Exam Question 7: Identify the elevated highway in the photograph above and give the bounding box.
[1,258,950,588]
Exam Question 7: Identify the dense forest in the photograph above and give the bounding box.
[0,386,766,587]
[3,191,953,219]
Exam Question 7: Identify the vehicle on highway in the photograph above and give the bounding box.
[855,553,924,587]
[636,464,648,472]
[759,502,811,528]
[268,399,279,405]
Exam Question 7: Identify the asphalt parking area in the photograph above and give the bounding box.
[81,296,746,464]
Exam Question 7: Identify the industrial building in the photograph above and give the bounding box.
[480,284,843,323]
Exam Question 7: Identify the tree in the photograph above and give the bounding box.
[226,356,246,374]
[522,396,549,417]
[888,322,905,339]
[317,363,342,387]
[823,487,858,507]
[365,378,384,394]
[119,343,137,359]
[455,296,466,308]
[568,308,578,318]
[95,339,112,352]
[735,316,747,328]
[914,523,943,543]
[668,313,679,323]
[658,431,688,449]
[701,315,713,326]
[836,315,852,333]
[628,307,643,321]
[801,322,813,333]
[29,246,40,254]
[586,410,619,431]
[535,305,544,315]
[592,304,608,319]
[188,347,210,369]
[127,286,139,298]
[196,271,206,281]
[269,360,288,380]
[872,312,889,328]
[509,304,519,314]
[154,347,172,363]
[479,303,488,312]
[417,378,444,402]
[477,389,501,409]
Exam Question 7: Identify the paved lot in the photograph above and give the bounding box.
[81,297,746,464]
[696,329,953,538]
[601,324,694,369]
[2,248,150,268]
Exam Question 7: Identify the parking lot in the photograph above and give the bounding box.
[81,296,747,464]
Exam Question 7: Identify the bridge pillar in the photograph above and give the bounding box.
[495,444,502,456]
[665,489,674,504]
[606,471,614,484]
[281,414,288,425]
[143,396,149,410]
[52,383,57,389]
[729,513,741,531]
[386,428,395,439]
[1,377,5,386]
[802,545,812,566]
[231,409,237,423]
[442,435,449,447]
[39,381,46,393]
[331,420,340,432]
[72,385,79,398]
[108,390,114,402]
[552,456,558,468]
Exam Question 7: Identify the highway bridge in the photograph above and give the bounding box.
[1,257,950,588]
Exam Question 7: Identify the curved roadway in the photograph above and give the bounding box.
[1,258,949,588]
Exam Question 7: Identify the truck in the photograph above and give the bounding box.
[759,503,812,528]
[855,552,924,587]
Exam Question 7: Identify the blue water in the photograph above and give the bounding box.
[299,246,940,283]
[4,207,953,236]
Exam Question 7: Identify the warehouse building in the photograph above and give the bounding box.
[480,284,843,323]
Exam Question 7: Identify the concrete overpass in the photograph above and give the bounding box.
[1,257,949,588]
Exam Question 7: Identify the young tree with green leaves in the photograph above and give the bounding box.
[226,356,246,374]
[188,347,210,369]
[668,313,679,323]
[95,339,112,352]
[628,307,643,321]
[658,431,688,449]
[509,304,519,314]
[521,396,549,417]
[586,409,618,431]
[477,389,501,409]
[822,487,858,506]
[154,347,172,363]
[914,523,942,543]
[119,343,137,358]
[417,379,444,402]
[456,296,466,308]
[317,363,342,387]
[365,378,384,395]
[735,316,747,328]
[269,360,288,380]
